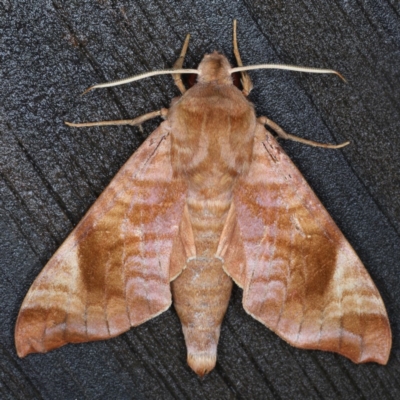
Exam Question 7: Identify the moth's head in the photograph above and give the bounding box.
[197,52,233,85]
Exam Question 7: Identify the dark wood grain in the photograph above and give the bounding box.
[1,1,399,398]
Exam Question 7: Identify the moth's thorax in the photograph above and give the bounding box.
[197,52,233,85]
[168,79,256,198]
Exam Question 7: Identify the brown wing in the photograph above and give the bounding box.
[228,123,391,364]
[15,122,187,357]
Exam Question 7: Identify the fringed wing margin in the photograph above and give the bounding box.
[228,123,391,364]
[15,122,187,357]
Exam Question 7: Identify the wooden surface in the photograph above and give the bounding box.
[1,1,400,398]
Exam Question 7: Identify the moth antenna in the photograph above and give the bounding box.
[82,68,199,95]
[231,64,347,83]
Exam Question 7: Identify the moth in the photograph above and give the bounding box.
[15,22,391,376]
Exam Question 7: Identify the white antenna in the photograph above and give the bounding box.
[83,68,199,95]
[231,64,346,82]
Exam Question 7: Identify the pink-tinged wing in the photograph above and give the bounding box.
[230,123,391,364]
[15,122,187,357]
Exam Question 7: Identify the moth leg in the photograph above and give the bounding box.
[258,116,350,149]
[65,108,168,128]
[233,20,253,96]
[172,34,191,94]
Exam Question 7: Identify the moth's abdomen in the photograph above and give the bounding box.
[171,254,232,377]
[187,196,231,255]
[172,195,233,377]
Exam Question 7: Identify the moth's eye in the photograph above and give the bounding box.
[232,72,242,90]
[185,73,198,88]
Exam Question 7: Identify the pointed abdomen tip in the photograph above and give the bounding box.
[187,352,217,377]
